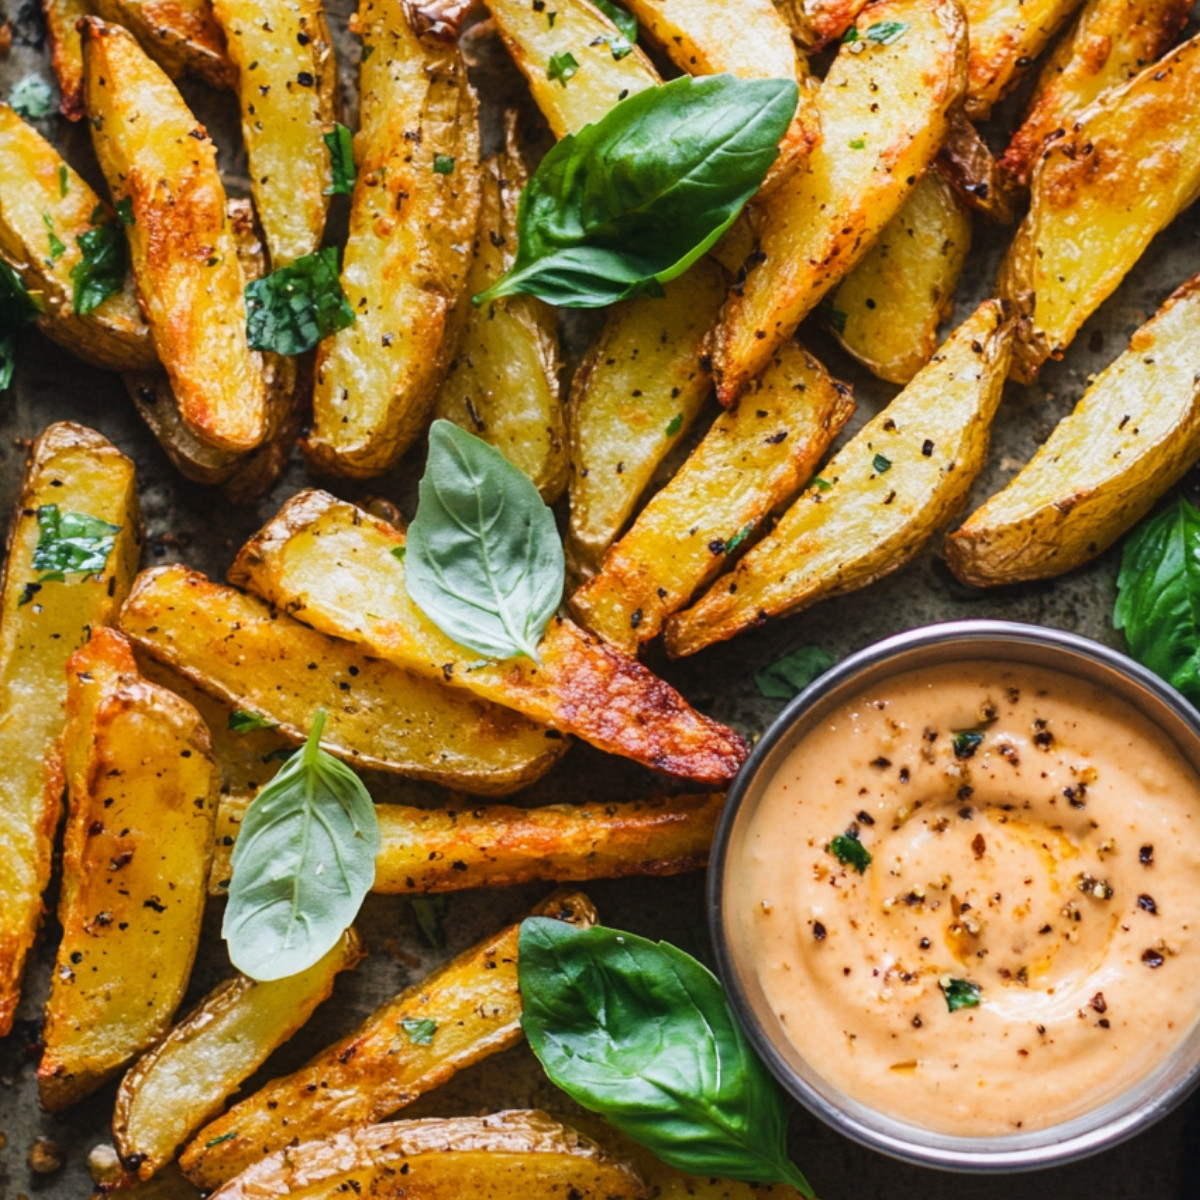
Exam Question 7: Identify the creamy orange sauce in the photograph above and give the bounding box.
[729,661,1200,1136]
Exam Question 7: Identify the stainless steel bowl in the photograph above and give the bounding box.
[708,619,1200,1173]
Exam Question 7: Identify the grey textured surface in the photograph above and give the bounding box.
[1,0,1200,1197]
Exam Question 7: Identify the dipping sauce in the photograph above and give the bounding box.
[728,661,1200,1136]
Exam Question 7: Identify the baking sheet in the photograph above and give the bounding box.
[1,0,1199,1196]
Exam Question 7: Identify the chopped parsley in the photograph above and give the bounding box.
[873,452,892,474]
[665,412,683,437]
[58,165,69,198]
[323,123,356,195]
[244,247,355,355]
[593,0,638,42]
[812,476,833,491]
[725,521,755,554]
[31,505,121,579]
[848,137,865,150]
[755,645,834,700]
[0,260,44,390]
[547,51,580,87]
[843,20,910,45]
[410,894,449,949]
[953,730,984,759]
[228,709,278,734]
[828,830,872,874]
[43,214,65,262]
[10,75,54,119]
[433,154,456,175]
[940,976,981,1011]
[204,1131,237,1148]
[399,1017,437,1045]
[391,545,406,561]
[70,223,127,315]
[116,197,135,227]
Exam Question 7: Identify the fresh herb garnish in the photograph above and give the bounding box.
[547,51,580,86]
[410,894,449,948]
[323,123,356,195]
[405,420,565,662]
[665,412,683,437]
[10,74,54,119]
[204,1131,237,1148]
[593,0,638,42]
[813,476,833,491]
[0,260,43,390]
[849,137,865,150]
[0,338,14,391]
[828,831,871,874]
[400,1017,437,1045]
[725,521,755,554]
[223,711,380,981]
[115,197,135,227]
[228,709,278,734]
[873,452,892,474]
[432,154,456,175]
[361,42,375,61]
[518,920,813,1194]
[843,20,910,44]
[596,33,633,59]
[43,214,65,261]
[31,505,120,578]
[953,730,983,758]
[940,976,982,1011]
[70,223,127,315]
[825,306,848,334]
[58,165,69,197]
[755,645,834,700]
[474,75,798,308]
[244,247,355,355]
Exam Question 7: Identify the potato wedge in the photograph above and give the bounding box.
[114,930,364,1181]
[946,276,1200,586]
[181,891,598,1190]
[709,0,968,405]
[666,301,1013,656]
[39,628,218,1110]
[0,423,141,1038]
[568,259,726,570]
[229,492,748,782]
[934,109,1019,225]
[827,171,972,384]
[771,0,869,48]
[998,32,1200,382]
[211,0,337,266]
[572,343,853,654]
[120,564,569,794]
[998,0,1189,187]
[43,0,90,119]
[90,0,236,88]
[0,104,156,371]
[206,1112,645,1200]
[304,0,479,477]
[83,17,267,454]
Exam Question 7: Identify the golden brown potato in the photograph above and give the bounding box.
[771,0,869,47]
[83,18,267,453]
[571,343,853,654]
[998,0,1189,186]
[114,930,364,1181]
[567,259,726,570]
[305,0,479,477]
[120,564,569,794]
[828,171,972,384]
[38,629,218,1111]
[998,32,1200,382]
[0,424,141,1039]
[205,1112,645,1200]
[181,891,598,1190]
[43,0,90,119]
[90,0,236,88]
[229,492,749,783]
[666,301,1013,656]
[946,276,1200,586]
[709,0,968,405]
[0,104,156,371]
[934,109,1019,224]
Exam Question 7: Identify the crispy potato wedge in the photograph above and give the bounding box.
[567,259,726,570]
[114,930,364,1181]
[229,492,748,782]
[181,891,598,1190]
[828,171,972,384]
[998,32,1200,382]
[0,104,156,371]
[120,564,569,794]
[90,0,236,88]
[998,0,1189,186]
[83,18,267,454]
[305,0,479,477]
[39,629,218,1110]
[206,1112,645,1200]
[43,0,90,119]
[771,0,869,48]
[934,109,1019,224]
[0,424,141,1038]
[571,343,853,654]
[666,301,1013,656]
[946,276,1200,586]
[211,0,337,266]
[709,0,968,405]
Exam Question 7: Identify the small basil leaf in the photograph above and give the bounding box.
[400,1017,437,1045]
[593,0,638,42]
[223,711,380,981]
[406,420,565,662]
[755,645,835,700]
[518,920,812,1195]
[10,74,54,119]
[866,19,909,44]
[228,709,278,734]
[475,74,798,308]
[71,223,127,316]
[244,247,355,355]
[828,831,871,873]
[873,452,891,474]
[410,894,449,948]
[324,123,356,195]
[547,51,580,85]
[940,976,981,1011]
[32,505,121,576]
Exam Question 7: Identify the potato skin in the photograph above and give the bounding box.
[90,0,236,88]
[42,0,90,119]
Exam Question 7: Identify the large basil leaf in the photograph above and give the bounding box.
[1114,495,1200,705]
[223,711,380,981]
[475,74,798,308]
[518,919,812,1195]
[32,504,121,579]
[405,420,564,662]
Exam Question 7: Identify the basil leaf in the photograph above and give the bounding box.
[406,420,565,662]
[32,505,121,577]
[228,709,278,734]
[475,74,798,308]
[323,123,356,195]
[1114,495,1200,705]
[410,894,449,948]
[518,920,812,1195]
[755,645,834,699]
[1,259,43,332]
[865,19,909,44]
[10,74,54,119]
[71,223,127,316]
[223,711,380,981]
[828,831,871,873]
[547,51,580,85]
[940,976,981,1011]
[593,0,638,42]
[400,1017,437,1045]
[245,247,355,355]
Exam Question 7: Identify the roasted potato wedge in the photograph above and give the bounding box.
[114,929,364,1181]
[90,0,236,88]
[828,171,972,384]
[305,0,479,477]
[946,276,1200,586]
[567,259,726,569]
[0,423,141,1038]
[998,0,1189,186]
[934,109,1019,224]
[229,492,748,782]
[181,891,598,1190]
[120,565,569,794]
[571,343,853,654]
[771,0,869,48]
[206,1112,645,1200]
[83,18,267,453]
[710,0,968,404]
[43,0,90,119]
[0,104,156,371]
[998,32,1200,382]
[666,301,1013,656]
[39,628,218,1110]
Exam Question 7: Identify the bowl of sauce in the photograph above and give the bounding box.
[710,621,1200,1170]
